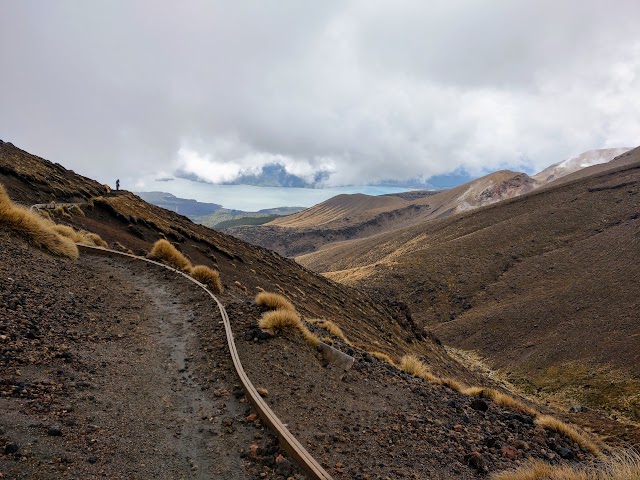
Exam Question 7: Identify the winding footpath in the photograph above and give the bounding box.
[78,244,333,480]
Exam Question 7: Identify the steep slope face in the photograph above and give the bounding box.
[268,193,407,228]
[532,147,632,185]
[230,170,539,257]
[0,230,609,479]
[0,139,467,378]
[303,149,640,423]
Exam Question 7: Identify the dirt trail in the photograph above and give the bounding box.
[0,230,302,479]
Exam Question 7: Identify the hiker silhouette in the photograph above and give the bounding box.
[116,179,120,191]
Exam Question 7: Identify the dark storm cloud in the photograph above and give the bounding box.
[1,0,639,187]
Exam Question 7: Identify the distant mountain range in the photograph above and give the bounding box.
[134,191,304,228]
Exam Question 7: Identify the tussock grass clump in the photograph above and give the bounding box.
[256,292,320,347]
[69,204,85,216]
[255,291,295,311]
[368,350,396,366]
[0,184,78,259]
[259,310,302,332]
[492,451,639,479]
[309,319,351,344]
[84,232,108,248]
[258,310,320,347]
[53,224,87,243]
[399,354,441,383]
[535,415,602,456]
[399,354,428,376]
[299,323,321,347]
[439,377,465,392]
[462,387,538,417]
[190,265,223,294]
[52,225,108,248]
[147,239,192,271]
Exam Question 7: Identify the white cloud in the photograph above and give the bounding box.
[0,0,639,187]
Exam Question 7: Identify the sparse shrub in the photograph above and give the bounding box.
[190,265,223,294]
[234,280,247,291]
[535,415,602,456]
[255,291,295,311]
[147,239,192,271]
[492,450,638,479]
[259,309,302,332]
[0,184,78,259]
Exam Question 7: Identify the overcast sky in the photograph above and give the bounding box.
[1,0,639,187]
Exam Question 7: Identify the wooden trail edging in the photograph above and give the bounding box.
[78,244,334,480]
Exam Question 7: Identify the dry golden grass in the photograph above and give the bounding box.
[257,300,320,346]
[52,225,107,248]
[462,386,538,417]
[53,224,86,243]
[299,323,321,347]
[259,309,302,332]
[399,354,441,382]
[190,265,223,294]
[84,232,108,248]
[54,205,71,218]
[309,319,351,344]
[0,184,78,259]
[69,204,85,216]
[255,291,295,311]
[147,239,192,271]
[439,377,465,392]
[492,451,639,479]
[399,354,428,377]
[368,350,396,366]
[535,415,602,456]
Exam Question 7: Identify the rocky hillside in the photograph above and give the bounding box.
[229,149,634,260]
[0,139,467,378]
[299,148,640,437]
[230,170,540,257]
[1,139,637,478]
[532,148,632,184]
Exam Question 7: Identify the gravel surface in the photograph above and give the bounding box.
[231,302,600,479]
[0,228,304,479]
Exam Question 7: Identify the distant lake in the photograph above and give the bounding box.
[131,176,410,211]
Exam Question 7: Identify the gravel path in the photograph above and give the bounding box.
[0,229,303,479]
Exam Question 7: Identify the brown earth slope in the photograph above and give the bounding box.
[2,140,622,477]
[0,139,454,373]
[231,170,539,257]
[299,148,640,428]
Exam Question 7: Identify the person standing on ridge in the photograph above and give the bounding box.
[116,179,120,191]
